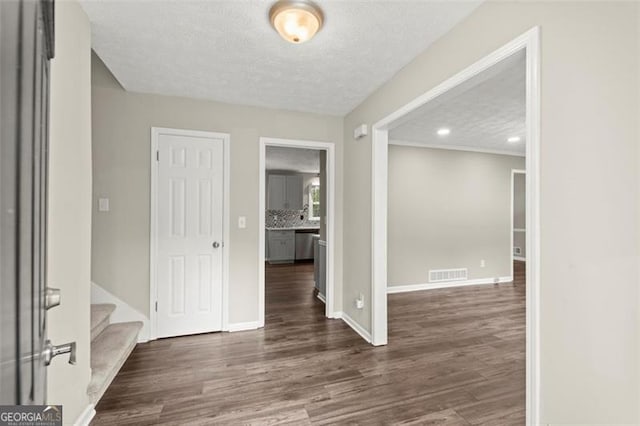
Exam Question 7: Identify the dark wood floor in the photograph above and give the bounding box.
[92,261,525,425]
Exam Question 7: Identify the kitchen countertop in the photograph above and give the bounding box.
[266,226,320,231]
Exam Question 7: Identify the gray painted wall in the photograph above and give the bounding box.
[513,172,526,258]
[343,2,640,423]
[47,2,92,423]
[387,146,524,286]
[91,53,344,324]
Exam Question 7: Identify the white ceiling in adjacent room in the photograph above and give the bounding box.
[266,147,320,174]
[390,50,526,156]
[80,0,482,116]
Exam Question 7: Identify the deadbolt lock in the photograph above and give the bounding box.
[45,287,61,310]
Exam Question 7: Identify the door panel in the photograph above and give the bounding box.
[0,0,21,404]
[18,0,37,403]
[1,0,54,405]
[157,133,224,338]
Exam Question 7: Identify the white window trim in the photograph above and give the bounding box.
[309,183,320,220]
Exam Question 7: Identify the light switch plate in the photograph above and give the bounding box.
[98,198,110,212]
[238,216,247,229]
[355,293,365,309]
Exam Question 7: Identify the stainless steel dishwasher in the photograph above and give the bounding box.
[295,229,319,260]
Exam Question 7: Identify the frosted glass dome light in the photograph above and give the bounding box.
[269,0,324,44]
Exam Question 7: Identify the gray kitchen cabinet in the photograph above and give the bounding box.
[295,230,317,260]
[284,175,303,210]
[267,175,286,210]
[314,239,326,299]
[267,230,295,263]
[267,174,303,210]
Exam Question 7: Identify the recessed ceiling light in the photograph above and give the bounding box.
[507,136,521,143]
[437,128,451,136]
[269,0,324,44]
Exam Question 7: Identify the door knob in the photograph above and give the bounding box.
[45,287,61,310]
[43,340,76,366]
[212,242,220,249]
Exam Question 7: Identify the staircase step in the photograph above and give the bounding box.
[88,321,142,404]
[91,304,116,341]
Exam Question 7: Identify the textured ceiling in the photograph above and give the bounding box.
[390,50,526,156]
[80,0,482,116]
[266,147,320,173]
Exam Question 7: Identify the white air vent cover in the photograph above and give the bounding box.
[429,268,468,283]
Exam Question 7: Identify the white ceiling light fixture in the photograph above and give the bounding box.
[269,0,324,44]
[437,128,451,136]
[507,136,521,143]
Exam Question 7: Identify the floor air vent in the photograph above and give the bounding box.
[429,268,468,283]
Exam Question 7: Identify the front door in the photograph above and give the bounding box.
[155,129,226,338]
[0,0,55,404]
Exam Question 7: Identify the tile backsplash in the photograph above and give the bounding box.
[266,204,320,228]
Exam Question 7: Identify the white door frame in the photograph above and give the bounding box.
[511,169,527,267]
[370,28,540,425]
[149,127,231,339]
[259,137,337,325]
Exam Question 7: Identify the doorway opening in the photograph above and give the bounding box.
[259,138,337,327]
[370,28,540,424]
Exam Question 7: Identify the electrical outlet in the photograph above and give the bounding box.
[480,259,485,268]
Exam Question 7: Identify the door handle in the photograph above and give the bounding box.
[212,242,220,249]
[43,340,76,366]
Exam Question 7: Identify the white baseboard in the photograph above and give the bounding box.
[91,282,150,342]
[387,276,513,294]
[73,403,96,426]
[335,311,372,343]
[228,321,260,332]
[316,292,326,303]
[514,256,527,262]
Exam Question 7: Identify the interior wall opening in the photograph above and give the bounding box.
[259,138,337,329]
[370,28,540,424]
[264,146,326,326]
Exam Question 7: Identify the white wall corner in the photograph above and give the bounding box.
[335,311,372,343]
[73,403,95,426]
[91,282,150,342]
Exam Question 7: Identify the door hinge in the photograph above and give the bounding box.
[155,301,158,312]
[156,151,159,161]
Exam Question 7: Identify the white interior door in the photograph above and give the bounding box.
[156,131,224,338]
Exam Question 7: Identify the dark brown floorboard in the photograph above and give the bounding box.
[92,260,525,425]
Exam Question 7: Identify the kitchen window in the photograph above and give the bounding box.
[309,184,320,220]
